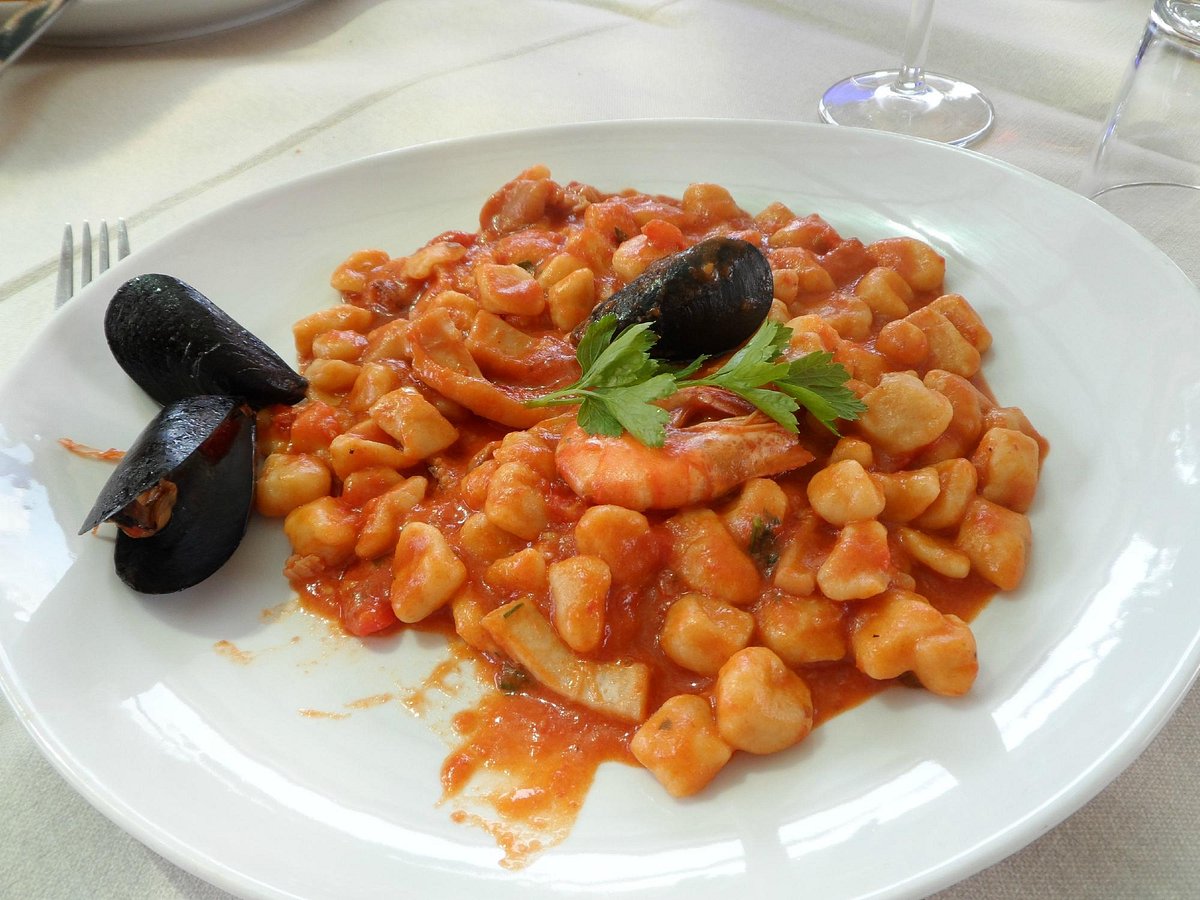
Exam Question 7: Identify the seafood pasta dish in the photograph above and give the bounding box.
[249,166,1045,808]
[82,165,1043,854]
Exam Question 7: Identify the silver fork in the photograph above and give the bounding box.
[55,219,131,308]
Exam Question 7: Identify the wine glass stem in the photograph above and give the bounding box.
[896,0,936,94]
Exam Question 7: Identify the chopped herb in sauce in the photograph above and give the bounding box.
[749,514,781,572]
[497,661,531,693]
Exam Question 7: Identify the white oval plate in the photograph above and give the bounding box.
[15,0,313,46]
[2,120,1199,900]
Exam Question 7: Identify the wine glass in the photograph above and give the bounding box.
[818,0,994,147]
[1080,0,1200,285]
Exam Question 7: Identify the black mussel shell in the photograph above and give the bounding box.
[80,395,256,594]
[575,237,773,360]
[105,273,307,408]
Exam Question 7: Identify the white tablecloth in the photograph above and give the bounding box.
[2,1,1196,896]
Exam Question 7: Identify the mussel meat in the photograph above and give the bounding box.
[79,395,256,594]
[105,273,307,408]
[575,237,773,360]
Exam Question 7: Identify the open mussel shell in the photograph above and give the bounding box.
[576,237,774,360]
[105,273,307,408]
[80,395,256,594]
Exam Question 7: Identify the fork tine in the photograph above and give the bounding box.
[56,219,132,310]
[116,219,130,260]
[55,224,73,308]
[81,221,93,287]
[98,221,110,273]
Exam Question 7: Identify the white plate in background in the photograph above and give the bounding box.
[2,119,1199,899]
[0,0,313,46]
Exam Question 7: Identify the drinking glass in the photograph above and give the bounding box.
[1080,0,1200,285]
[818,0,994,146]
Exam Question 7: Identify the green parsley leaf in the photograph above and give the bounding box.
[604,374,676,447]
[668,355,708,380]
[728,385,800,431]
[574,313,620,375]
[785,349,859,390]
[675,322,865,436]
[582,321,662,389]
[676,322,791,390]
[576,395,625,437]
[527,315,677,446]
[775,351,867,435]
[571,374,676,447]
[717,318,792,377]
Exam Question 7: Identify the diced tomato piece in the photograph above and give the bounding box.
[641,218,686,251]
[339,560,397,636]
[289,401,348,454]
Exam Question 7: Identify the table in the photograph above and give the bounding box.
[2,1,1195,896]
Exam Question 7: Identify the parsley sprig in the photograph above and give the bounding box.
[529,316,678,443]
[527,315,865,447]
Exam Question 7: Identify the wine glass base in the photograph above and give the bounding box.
[1089,182,1200,285]
[819,69,995,147]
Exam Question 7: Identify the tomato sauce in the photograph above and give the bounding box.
[263,168,1045,863]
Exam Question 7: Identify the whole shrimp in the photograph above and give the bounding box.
[555,411,814,510]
